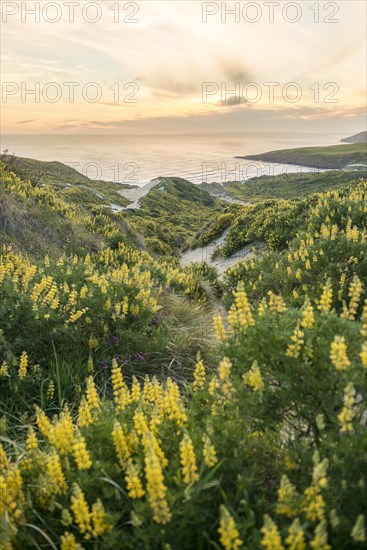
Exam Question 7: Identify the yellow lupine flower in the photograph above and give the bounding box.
[301,299,315,329]
[234,282,255,328]
[0,361,10,377]
[26,427,39,452]
[228,303,238,327]
[73,435,92,470]
[360,299,367,336]
[286,327,304,359]
[193,355,206,391]
[179,434,199,485]
[90,499,110,537]
[242,361,264,392]
[66,308,88,324]
[35,407,53,438]
[310,520,331,550]
[342,275,364,320]
[360,343,367,368]
[214,312,227,341]
[60,531,84,550]
[46,452,67,495]
[303,487,326,522]
[133,410,150,436]
[18,351,28,380]
[160,379,187,425]
[125,460,145,499]
[218,505,243,550]
[86,376,100,410]
[144,437,171,524]
[330,336,351,371]
[338,382,356,433]
[78,397,93,428]
[276,475,299,517]
[71,485,93,539]
[218,357,234,397]
[111,360,130,410]
[203,434,218,467]
[268,292,287,313]
[51,410,75,455]
[285,518,306,550]
[112,422,131,470]
[61,508,73,526]
[0,464,25,527]
[260,515,284,550]
[131,376,141,401]
[88,337,98,350]
[318,281,333,313]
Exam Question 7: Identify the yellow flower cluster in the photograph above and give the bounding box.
[18,351,28,380]
[46,452,67,495]
[261,515,284,550]
[301,299,315,329]
[71,485,110,539]
[330,336,351,371]
[73,435,92,470]
[125,460,145,499]
[318,281,333,313]
[193,355,206,390]
[286,326,305,359]
[86,376,100,410]
[202,434,217,467]
[218,505,243,550]
[229,283,255,328]
[242,361,264,392]
[341,275,364,320]
[179,434,199,485]
[218,357,235,397]
[214,312,227,341]
[0,445,25,543]
[144,435,171,524]
[338,382,356,433]
[285,518,305,550]
[60,531,84,550]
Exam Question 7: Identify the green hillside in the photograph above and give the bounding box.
[124,177,225,254]
[0,156,225,257]
[0,153,131,210]
[200,170,367,202]
[237,143,367,169]
[0,158,366,550]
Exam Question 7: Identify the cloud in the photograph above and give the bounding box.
[219,96,249,107]
[1,0,365,133]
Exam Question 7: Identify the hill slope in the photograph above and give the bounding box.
[123,176,225,254]
[200,169,367,202]
[1,164,366,549]
[341,131,367,144]
[0,156,225,257]
[0,153,132,211]
[236,143,367,169]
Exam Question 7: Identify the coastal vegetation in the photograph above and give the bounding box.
[0,157,366,549]
[237,143,367,170]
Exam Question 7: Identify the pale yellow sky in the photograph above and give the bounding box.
[1,0,366,134]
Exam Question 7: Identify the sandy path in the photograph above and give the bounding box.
[180,230,265,276]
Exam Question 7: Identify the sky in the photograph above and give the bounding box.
[1,0,366,135]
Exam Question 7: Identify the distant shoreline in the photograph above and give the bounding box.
[235,143,367,170]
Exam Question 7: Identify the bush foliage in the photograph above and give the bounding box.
[0,163,366,549]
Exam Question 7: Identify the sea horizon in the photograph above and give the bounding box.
[1,131,348,186]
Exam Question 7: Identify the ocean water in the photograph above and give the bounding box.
[1,133,344,186]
